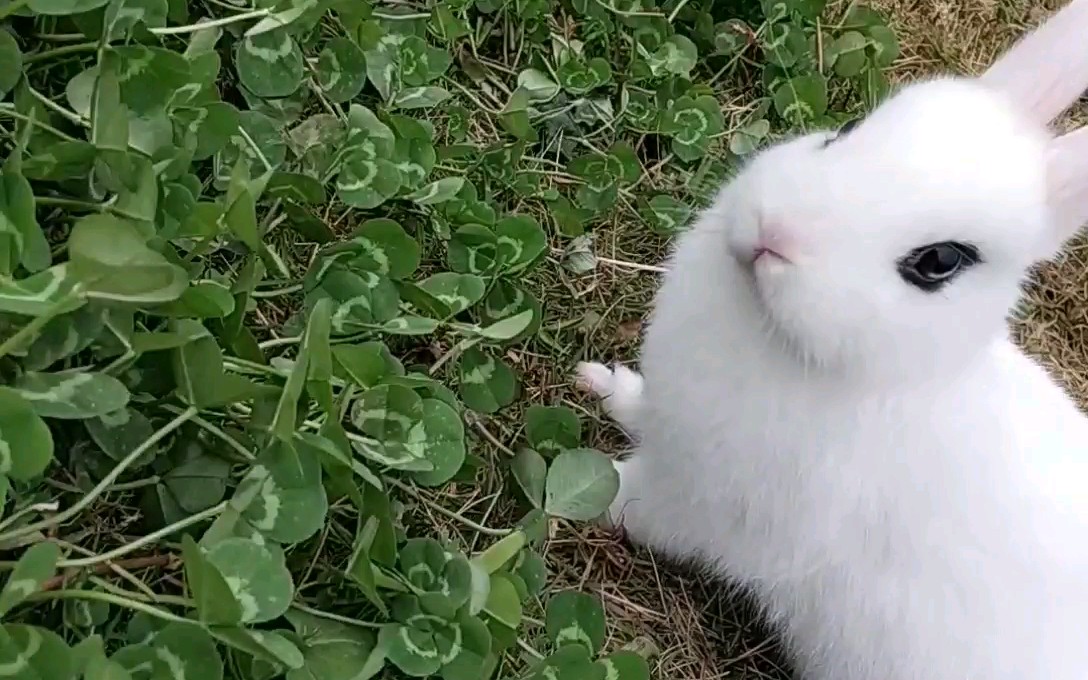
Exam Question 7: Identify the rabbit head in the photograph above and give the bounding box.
[707,0,1088,380]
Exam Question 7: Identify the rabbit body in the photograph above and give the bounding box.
[584,72,1088,680]
[610,233,1088,680]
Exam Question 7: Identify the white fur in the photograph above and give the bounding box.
[575,361,643,434]
[580,2,1088,678]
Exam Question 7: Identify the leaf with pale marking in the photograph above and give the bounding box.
[457,348,517,414]
[0,543,60,617]
[203,538,294,624]
[235,28,304,98]
[0,624,73,679]
[13,371,129,420]
[525,405,582,458]
[67,214,187,304]
[0,387,53,480]
[545,590,607,654]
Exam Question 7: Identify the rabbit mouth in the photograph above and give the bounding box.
[751,247,791,265]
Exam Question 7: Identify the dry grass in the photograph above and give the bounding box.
[500,1,1088,677]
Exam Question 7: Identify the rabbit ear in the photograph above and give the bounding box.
[981,0,1088,125]
[1046,127,1088,244]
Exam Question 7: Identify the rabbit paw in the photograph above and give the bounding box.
[575,361,644,434]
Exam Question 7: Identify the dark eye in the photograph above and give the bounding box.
[822,117,862,148]
[897,241,982,292]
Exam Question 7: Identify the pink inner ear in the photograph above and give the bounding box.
[1046,128,1088,244]
[981,0,1088,126]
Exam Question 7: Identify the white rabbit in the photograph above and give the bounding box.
[576,1,1088,678]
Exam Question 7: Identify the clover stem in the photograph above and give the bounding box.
[34,196,106,212]
[161,404,256,462]
[56,502,227,569]
[666,0,692,22]
[25,85,86,126]
[0,105,79,141]
[23,41,98,63]
[258,335,302,350]
[386,477,512,537]
[26,588,189,623]
[0,288,84,360]
[147,9,270,35]
[250,283,303,298]
[290,602,386,628]
[0,407,198,544]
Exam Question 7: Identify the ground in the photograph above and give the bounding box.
[491,1,1088,677]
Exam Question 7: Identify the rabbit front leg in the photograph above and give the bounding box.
[575,361,644,437]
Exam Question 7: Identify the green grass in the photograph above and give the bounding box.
[0,0,898,677]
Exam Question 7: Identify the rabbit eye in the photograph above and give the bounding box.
[897,241,981,292]
[822,117,861,148]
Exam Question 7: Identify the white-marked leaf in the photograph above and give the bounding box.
[399,538,474,619]
[544,590,607,654]
[235,29,304,98]
[0,168,50,276]
[517,68,559,102]
[238,440,328,544]
[380,315,439,336]
[772,74,828,126]
[661,95,725,162]
[336,155,403,209]
[728,118,770,156]
[436,613,491,680]
[391,86,451,110]
[525,405,581,458]
[646,34,698,77]
[22,304,106,372]
[204,538,294,624]
[182,535,244,626]
[13,371,129,420]
[447,224,498,275]
[526,644,604,679]
[475,309,534,341]
[0,265,82,317]
[639,195,692,235]
[244,0,317,35]
[496,215,547,274]
[0,387,53,480]
[0,543,60,617]
[284,608,381,680]
[410,399,466,487]
[210,628,304,671]
[315,37,368,104]
[457,348,517,414]
[544,448,619,521]
[351,383,422,442]
[325,218,421,279]
[418,272,485,316]
[596,650,651,680]
[402,177,464,205]
[380,606,468,678]
[67,214,187,304]
[149,622,224,680]
[0,624,73,679]
[103,0,168,39]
